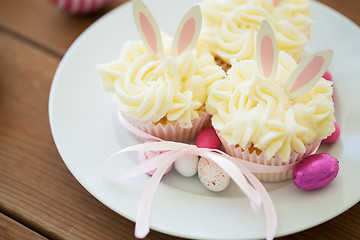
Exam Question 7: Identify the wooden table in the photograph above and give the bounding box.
[0,0,359,239]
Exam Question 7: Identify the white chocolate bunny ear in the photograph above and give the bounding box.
[285,50,333,99]
[132,0,163,57]
[256,20,278,80]
[171,5,202,57]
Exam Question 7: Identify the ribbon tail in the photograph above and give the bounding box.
[232,160,278,240]
[134,150,188,238]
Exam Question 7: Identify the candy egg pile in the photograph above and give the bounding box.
[174,126,230,192]
[195,127,230,191]
[138,127,231,192]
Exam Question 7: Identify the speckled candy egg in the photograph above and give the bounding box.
[198,157,230,192]
[50,0,113,14]
[293,153,339,190]
[138,149,173,176]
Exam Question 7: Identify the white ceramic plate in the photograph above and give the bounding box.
[49,1,360,239]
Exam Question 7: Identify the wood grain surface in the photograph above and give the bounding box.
[0,0,359,240]
[0,213,46,240]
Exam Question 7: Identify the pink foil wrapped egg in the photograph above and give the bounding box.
[293,153,339,190]
[195,126,222,150]
[138,149,172,176]
[50,0,113,14]
[198,157,230,192]
[322,122,340,143]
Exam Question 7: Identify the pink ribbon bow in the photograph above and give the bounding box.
[102,113,302,240]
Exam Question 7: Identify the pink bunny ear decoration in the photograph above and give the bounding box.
[256,20,278,80]
[171,5,202,57]
[285,50,333,99]
[133,0,163,57]
[272,0,282,6]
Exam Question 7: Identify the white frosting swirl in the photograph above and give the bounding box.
[207,51,335,161]
[97,35,225,127]
[199,0,312,63]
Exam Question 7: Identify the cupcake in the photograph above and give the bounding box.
[206,20,335,182]
[198,0,313,71]
[97,0,225,142]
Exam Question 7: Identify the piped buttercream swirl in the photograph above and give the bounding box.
[199,0,312,64]
[98,35,225,128]
[207,51,335,161]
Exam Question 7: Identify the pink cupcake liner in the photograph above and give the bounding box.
[220,136,321,182]
[123,111,211,143]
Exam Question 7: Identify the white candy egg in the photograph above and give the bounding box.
[174,154,199,177]
[198,157,230,192]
